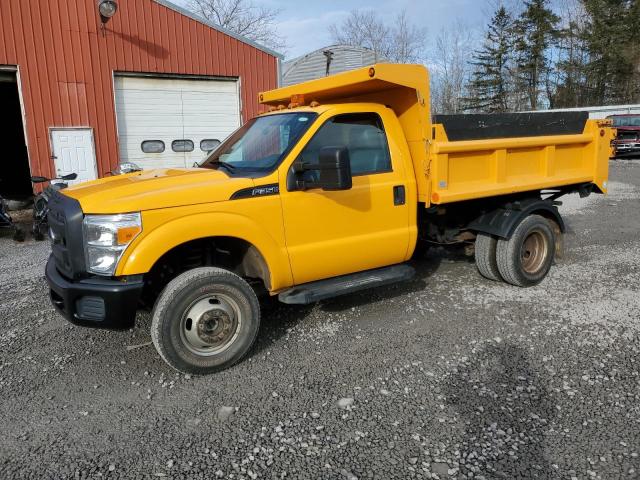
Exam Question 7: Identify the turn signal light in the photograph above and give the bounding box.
[117,225,142,245]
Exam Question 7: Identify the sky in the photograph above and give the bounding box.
[171,0,491,60]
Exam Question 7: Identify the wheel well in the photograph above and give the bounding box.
[141,237,270,308]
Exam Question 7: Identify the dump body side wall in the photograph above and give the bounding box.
[429,119,615,205]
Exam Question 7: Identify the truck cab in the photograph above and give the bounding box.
[45,64,614,374]
[608,114,640,157]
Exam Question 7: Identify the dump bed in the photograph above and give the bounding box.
[259,64,614,207]
[430,112,614,204]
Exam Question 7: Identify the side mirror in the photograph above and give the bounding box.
[60,173,78,181]
[318,146,352,191]
[115,162,143,175]
[31,176,48,183]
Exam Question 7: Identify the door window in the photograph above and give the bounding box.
[297,113,392,177]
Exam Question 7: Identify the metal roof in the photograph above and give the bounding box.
[154,0,284,59]
[282,45,382,86]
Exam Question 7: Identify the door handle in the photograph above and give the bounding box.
[393,185,406,206]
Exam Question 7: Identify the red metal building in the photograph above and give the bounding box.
[0,0,281,198]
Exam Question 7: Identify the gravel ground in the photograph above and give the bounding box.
[1,160,639,480]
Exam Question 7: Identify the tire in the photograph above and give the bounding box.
[13,228,25,242]
[474,233,502,282]
[151,267,261,374]
[33,223,45,241]
[496,214,555,287]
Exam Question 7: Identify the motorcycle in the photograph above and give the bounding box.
[31,173,77,241]
[0,189,25,242]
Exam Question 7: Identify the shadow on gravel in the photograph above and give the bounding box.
[318,248,448,312]
[445,342,556,479]
[249,303,315,357]
[249,246,467,356]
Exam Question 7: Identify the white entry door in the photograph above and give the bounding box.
[50,128,98,185]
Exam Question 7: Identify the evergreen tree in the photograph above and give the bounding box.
[581,0,640,105]
[465,6,513,112]
[512,0,560,110]
[552,17,591,108]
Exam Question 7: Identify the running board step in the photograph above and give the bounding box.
[278,264,415,305]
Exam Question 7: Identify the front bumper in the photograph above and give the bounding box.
[613,143,640,157]
[45,255,144,330]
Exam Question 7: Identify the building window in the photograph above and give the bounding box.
[172,140,194,153]
[200,139,221,152]
[141,140,165,153]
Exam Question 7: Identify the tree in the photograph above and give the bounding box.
[511,0,560,110]
[390,11,427,64]
[549,0,591,107]
[465,6,513,112]
[328,10,426,63]
[431,22,473,114]
[187,0,285,51]
[580,0,640,105]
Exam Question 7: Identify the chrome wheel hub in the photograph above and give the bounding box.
[181,294,241,356]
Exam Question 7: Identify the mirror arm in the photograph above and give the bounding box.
[292,160,321,191]
[292,160,316,174]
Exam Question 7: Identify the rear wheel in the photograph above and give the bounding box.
[496,215,555,287]
[151,267,260,374]
[474,233,502,282]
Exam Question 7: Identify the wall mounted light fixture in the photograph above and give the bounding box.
[97,0,118,24]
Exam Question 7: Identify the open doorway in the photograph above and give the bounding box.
[0,69,32,201]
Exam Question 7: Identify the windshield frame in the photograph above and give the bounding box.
[198,111,319,177]
[609,115,640,127]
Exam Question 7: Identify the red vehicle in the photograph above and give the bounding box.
[608,114,640,158]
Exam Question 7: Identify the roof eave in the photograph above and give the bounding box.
[153,0,284,59]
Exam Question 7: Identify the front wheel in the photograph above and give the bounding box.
[151,267,261,374]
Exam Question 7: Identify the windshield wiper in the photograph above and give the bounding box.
[208,160,236,173]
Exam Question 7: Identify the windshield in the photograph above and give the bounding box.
[200,112,318,173]
[609,115,640,127]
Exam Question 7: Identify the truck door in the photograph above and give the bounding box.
[279,111,411,285]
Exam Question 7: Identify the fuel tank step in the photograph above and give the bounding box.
[278,264,415,305]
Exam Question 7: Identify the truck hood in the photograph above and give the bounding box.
[62,168,254,214]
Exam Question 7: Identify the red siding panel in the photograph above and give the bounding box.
[0,0,279,178]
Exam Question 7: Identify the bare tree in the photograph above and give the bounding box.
[329,10,426,63]
[391,11,427,63]
[187,0,285,51]
[430,22,473,114]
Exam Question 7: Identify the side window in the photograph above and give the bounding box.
[298,113,391,176]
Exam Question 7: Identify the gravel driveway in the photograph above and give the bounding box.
[1,161,639,480]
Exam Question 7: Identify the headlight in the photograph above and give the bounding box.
[83,213,142,276]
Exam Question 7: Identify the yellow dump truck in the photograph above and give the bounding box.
[45,64,613,373]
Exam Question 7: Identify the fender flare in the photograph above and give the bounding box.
[468,199,565,240]
[116,212,292,291]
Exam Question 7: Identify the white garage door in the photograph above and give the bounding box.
[114,76,241,170]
